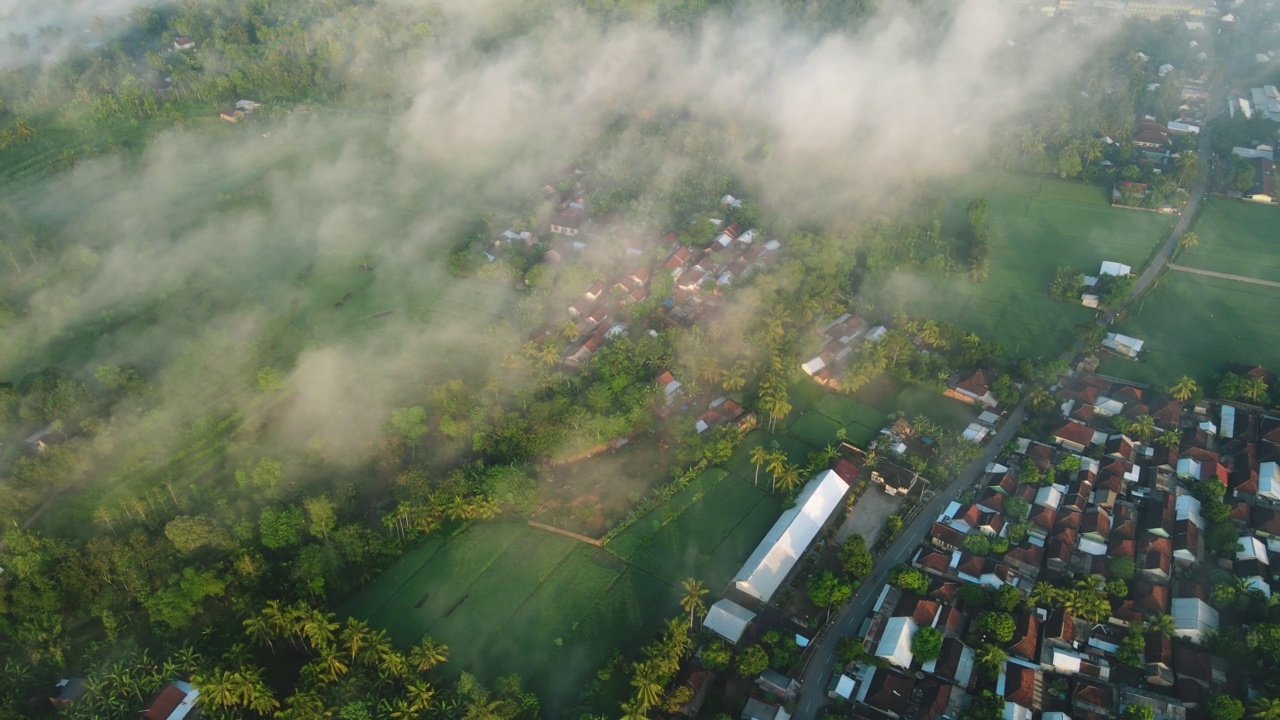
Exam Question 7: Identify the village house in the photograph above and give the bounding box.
[944,370,999,409]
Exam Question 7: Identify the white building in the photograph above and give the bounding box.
[1102,333,1144,358]
[1171,597,1219,643]
[1259,462,1280,501]
[1099,261,1132,277]
[732,470,850,602]
[704,599,757,644]
[874,616,917,669]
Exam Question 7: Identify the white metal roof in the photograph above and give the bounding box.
[733,470,850,602]
[874,616,917,668]
[704,599,757,644]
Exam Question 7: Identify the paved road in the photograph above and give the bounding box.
[1167,263,1280,289]
[793,400,1028,720]
[794,79,1222,720]
[1098,93,1219,327]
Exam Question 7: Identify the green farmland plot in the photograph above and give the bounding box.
[1100,271,1280,387]
[1177,199,1280,283]
[868,172,1172,357]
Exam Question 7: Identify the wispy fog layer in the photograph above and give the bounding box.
[1,0,1107,460]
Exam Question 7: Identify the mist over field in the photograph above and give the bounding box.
[0,0,1108,470]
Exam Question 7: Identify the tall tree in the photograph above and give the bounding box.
[679,578,708,630]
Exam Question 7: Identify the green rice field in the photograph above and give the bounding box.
[339,377,903,713]
[1174,198,1280,283]
[1099,199,1280,386]
[866,173,1173,358]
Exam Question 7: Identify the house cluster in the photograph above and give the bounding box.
[52,677,199,720]
[943,369,1005,442]
[701,459,865,720]
[219,99,260,123]
[799,314,888,389]
[825,371,1275,719]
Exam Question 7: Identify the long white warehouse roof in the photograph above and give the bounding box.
[733,469,850,602]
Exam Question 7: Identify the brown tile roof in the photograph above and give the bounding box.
[1008,613,1040,661]
[1073,680,1113,710]
[1004,665,1037,708]
[1005,543,1044,571]
[930,522,968,550]
[917,548,952,574]
[863,670,914,716]
[1145,630,1173,666]
[895,596,941,628]
[142,684,191,720]
[956,370,991,397]
[1045,609,1075,644]
[1173,643,1217,687]
[931,637,970,686]
[929,579,960,603]
[1054,421,1098,448]
[1136,576,1172,609]
[1029,505,1058,532]
[916,679,952,720]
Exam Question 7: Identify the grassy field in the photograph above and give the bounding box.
[1098,198,1280,387]
[340,378,904,713]
[341,468,785,713]
[1175,199,1280,283]
[1100,258,1280,387]
[866,172,1173,358]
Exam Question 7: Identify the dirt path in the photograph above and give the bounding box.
[1167,263,1280,289]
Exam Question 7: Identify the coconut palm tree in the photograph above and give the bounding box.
[620,698,650,720]
[243,614,274,653]
[1029,583,1061,609]
[765,451,787,492]
[1251,697,1280,720]
[463,693,508,720]
[1146,613,1176,637]
[409,636,449,673]
[1243,377,1270,404]
[1171,376,1198,402]
[340,618,372,663]
[1155,431,1181,449]
[749,445,769,487]
[630,666,665,710]
[1179,231,1199,251]
[679,578,709,630]
[1026,386,1055,414]
[722,361,749,392]
[1128,414,1157,442]
[976,644,1008,677]
[776,464,803,494]
[404,682,436,714]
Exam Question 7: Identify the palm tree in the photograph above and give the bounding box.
[1251,697,1280,720]
[409,636,449,673]
[1146,613,1176,637]
[1128,414,1157,442]
[976,644,1008,677]
[463,692,507,720]
[1075,575,1106,596]
[1155,431,1181,449]
[318,649,350,682]
[765,451,787,492]
[404,682,436,714]
[749,446,769,487]
[1243,377,1270,404]
[1179,231,1199,251]
[679,579,709,630]
[1171,376,1199,402]
[776,464,803,494]
[193,670,242,709]
[1029,583,1060,609]
[340,618,372,663]
[1026,386,1055,414]
[620,698,650,720]
[722,361,749,392]
[630,668,665,710]
[243,614,274,653]
[1083,137,1105,167]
